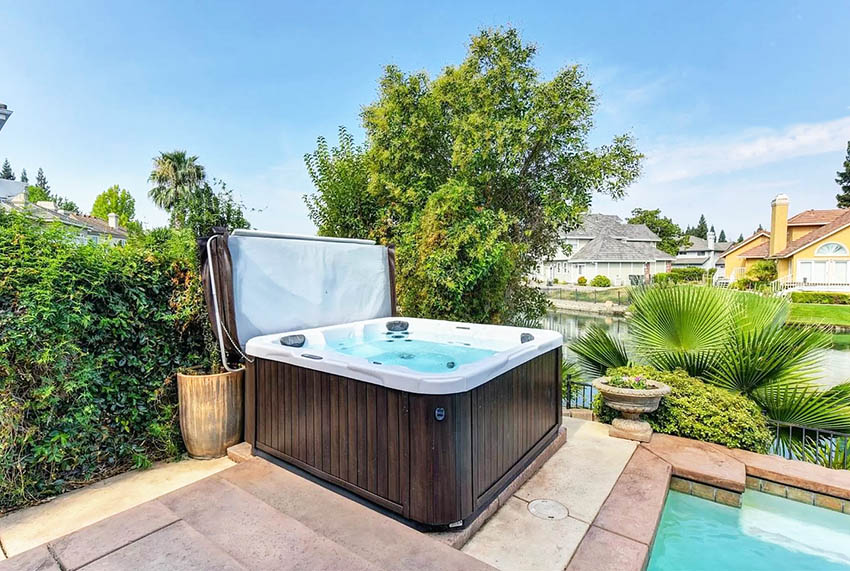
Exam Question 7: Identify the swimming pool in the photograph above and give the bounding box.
[649,490,850,570]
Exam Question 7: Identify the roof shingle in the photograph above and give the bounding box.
[787,209,845,226]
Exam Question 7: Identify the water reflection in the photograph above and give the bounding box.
[547,309,849,388]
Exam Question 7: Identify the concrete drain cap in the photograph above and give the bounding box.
[528,499,569,520]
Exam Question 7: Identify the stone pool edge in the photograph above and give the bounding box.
[566,432,850,571]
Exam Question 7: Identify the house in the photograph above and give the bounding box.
[1,188,128,245]
[536,213,673,286]
[719,194,850,287]
[673,231,731,273]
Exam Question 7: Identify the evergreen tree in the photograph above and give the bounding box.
[35,168,49,191]
[837,141,850,208]
[737,233,744,242]
[695,215,708,239]
[718,229,727,242]
[709,224,715,234]
[757,223,764,231]
[20,168,28,183]
[1,159,14,180]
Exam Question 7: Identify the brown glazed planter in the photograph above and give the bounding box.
[592,376,671,442]
[177,368,244,459]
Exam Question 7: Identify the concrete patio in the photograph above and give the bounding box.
[0,417,638,570]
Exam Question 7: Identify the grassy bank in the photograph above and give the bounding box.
[789,303,850,328]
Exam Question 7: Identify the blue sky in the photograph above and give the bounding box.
[1,1,849,240]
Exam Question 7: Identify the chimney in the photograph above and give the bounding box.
[769,194,789,256]
[707,230,715,251]
[107,212,118,229]
[36,200,57,211]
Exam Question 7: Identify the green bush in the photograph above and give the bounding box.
[0,213,208,511]
[589,275,611,287]
[577,276,587,286]
[791,291,850,305]
[653,267,707,285]
[552,278,559,284]
[593,366,772,452]
[653,272,672,285]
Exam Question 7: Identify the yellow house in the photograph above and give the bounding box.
[719,194,850,285]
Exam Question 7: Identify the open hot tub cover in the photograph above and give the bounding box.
[216,230,394,350]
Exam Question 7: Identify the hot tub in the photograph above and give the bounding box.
[244,317,563,528]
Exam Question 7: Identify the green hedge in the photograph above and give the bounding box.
[593,366,772,452]
[791,291,850,305]
[653,267,708,285]
[0,213,208,511]
[589,275,611,287]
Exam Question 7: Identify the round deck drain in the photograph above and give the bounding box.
[528,499,569,520]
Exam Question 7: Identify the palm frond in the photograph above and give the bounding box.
[569,324,630,379]
[706,325,830,394]
[754,383,850,431]
[629,285,732,376]
[729,291,789,333]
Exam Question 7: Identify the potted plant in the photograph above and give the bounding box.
[177,330,244,459]
[592,374,670,442]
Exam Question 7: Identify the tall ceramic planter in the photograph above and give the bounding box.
[177,368,244,459]
[592,376,670,442]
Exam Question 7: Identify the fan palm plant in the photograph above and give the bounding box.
[148,151,207,227]
[570,285,850,431]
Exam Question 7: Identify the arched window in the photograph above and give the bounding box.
[815,242,848,256]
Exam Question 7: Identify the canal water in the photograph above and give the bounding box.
[544,309,850,388]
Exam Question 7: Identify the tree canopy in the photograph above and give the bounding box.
[627,208,689,256]
[92,185,137,227]
[148,151,206,228]
[305,27,642,324]
[837,141,850,209]
[1,159,14,180]
[35,168,49,192]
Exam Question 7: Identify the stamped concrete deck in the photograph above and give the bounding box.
[462,417,637,570]
[1,417,642,571]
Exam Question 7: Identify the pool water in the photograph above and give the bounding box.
[330,332,496,373]
[649,490,850,570]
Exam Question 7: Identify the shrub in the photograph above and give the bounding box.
[0,213,208,511]
[552,278,559,284]
[577,276,587,286]
[670,267,706,282]
[590,275,611,287]
[593,366,772,452]
[791,291,850,305]
[653,272,672,285]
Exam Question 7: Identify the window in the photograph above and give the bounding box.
[816,242,848,256]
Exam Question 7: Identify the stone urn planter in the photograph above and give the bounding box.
[592,375,671,442]
[177,368,244,459]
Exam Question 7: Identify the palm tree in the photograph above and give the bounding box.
[148,151,206,227]
[571,285,850,431]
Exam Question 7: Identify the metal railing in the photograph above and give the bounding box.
[542,287,631,306]
[768,420,850,470]
[564,377,595,409]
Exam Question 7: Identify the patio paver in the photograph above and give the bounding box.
[0,456,234,557]
[463,417,637,570]
[641,433,746,491]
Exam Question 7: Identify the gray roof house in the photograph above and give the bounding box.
[1,187,129,245]
[537,213,673,286]
[673,231,731,271]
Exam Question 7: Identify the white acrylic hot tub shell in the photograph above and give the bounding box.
[245,317,563,395]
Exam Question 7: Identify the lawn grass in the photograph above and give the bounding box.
[789,303,850,327]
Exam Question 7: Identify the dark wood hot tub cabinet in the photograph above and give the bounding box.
[246,348,562,528]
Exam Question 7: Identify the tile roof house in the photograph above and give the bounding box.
[673,232,732,271]
[536,213,673,286]
[719,195,850,287]
[1,187,129,245]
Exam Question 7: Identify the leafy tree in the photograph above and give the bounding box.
[837,141,850,208]
[35,168,49,192]
[627,208,689,256]
[182,179,250,237]
[54,196,80,214]
[26,185,50,202]
[303,126,376,239]
[1,159,14,180]
[148,151,206,228]
[305,28,642,324]
[92,185,136,227]
[718,229,727,242]
[19,168,27,184]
